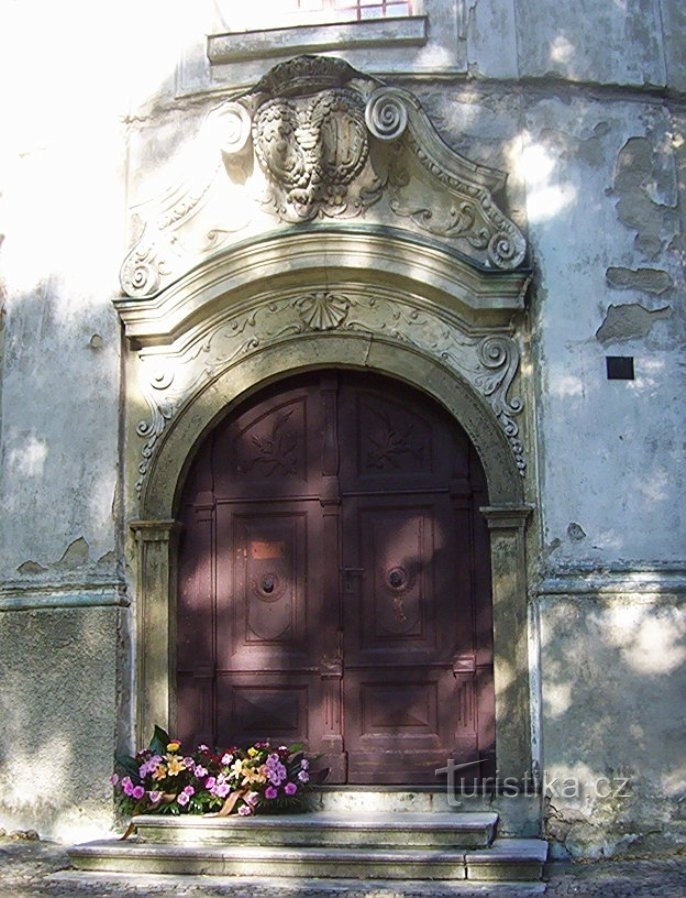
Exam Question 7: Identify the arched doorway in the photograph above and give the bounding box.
[175,370,495,784]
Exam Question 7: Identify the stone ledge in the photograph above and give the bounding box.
[207,18,427,66]
[0,582,128,612]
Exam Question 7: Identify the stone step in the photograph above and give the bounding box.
[131,811,498,849]
[69,838,548,882]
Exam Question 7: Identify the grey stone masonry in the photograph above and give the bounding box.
[3,837,686,897]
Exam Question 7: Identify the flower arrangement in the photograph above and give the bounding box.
[112,726,318,821]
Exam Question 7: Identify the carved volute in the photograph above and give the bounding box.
[119,55,527,300]
[116,55,533,506]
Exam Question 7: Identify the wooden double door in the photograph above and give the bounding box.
[177,371,495,783]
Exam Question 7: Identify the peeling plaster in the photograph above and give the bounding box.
[567,522,587,542]
[608,137,677,260]
[596,303,673,344]
[538,124,609,170]
[606,266,673,294]
[16,537,91,575]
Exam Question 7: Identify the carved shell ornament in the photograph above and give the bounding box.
[296,292,350,330]
[118,57,531,494]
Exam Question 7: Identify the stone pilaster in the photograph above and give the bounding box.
[480,505,534,780]
[130,520,182,743]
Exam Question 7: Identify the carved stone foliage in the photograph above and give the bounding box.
[133,293,526,494]
[119,56,527,299]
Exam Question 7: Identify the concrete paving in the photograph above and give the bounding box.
[1,836,686,897]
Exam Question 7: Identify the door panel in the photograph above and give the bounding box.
[176,371,495,783]
[215,673,315,747]
[345,499,443,659]
[216,506,312,665]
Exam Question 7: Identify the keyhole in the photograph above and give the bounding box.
[262,575,275,594]
[389,569,404,589]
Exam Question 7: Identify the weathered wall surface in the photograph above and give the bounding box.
[0,0,683,854]
[0,607,121,841]
[540,592,686,858]
[0,1,147,839]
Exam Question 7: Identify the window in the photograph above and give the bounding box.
[213,0,417,33]
[290,1,413,20]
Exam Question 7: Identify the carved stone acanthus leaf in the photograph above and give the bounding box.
[119,56,528,298]
[134,292,525,495]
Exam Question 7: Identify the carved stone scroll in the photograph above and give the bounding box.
[119,55,527,298]
[133,292,526,495]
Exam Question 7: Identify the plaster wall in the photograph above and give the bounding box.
[539,592,686,858]
[0,607,121,842]
[0,0,683,855]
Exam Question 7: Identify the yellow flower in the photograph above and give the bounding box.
[247,747,258,758]
[167,741,181,752]
[242,764,267,786]
[166,755,185,776]
[230,758,244,778]
[152,764,167,781]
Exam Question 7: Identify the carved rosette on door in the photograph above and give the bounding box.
[176,371,495,784]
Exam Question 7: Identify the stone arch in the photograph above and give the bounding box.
[120,50,536,802]
[132,325,533,783]
[142,334,524,522]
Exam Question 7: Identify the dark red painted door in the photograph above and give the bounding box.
[176,372,494,784]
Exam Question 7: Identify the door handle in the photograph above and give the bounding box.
[340,567,364,593]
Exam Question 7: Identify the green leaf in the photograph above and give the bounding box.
[149,725,170,755]
[114,753,140,780]
[310,767,330,785]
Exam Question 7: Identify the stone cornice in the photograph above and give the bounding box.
[118,55,528,305]
[0,581,128,612]
[115,225,530,347]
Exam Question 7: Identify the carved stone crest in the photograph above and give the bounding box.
[119,55,528,298]
[252,90,381,220]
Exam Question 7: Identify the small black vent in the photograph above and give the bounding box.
[606,356,635,380]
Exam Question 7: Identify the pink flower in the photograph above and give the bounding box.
[110,774,119,786]
[214,782,231,798]
[238,804,253,816]
[205,776,216,790]
[177,792,190,807]
[297,770,309,783]
[264,786,278,800]
[284,782,297,796]
[121,777,134,797]
[198,744,210,753]
[183,785,195,797]
[148,790,163,804]
[139,754,163,778]
[193,765,208,778]
[132,785,145,800]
